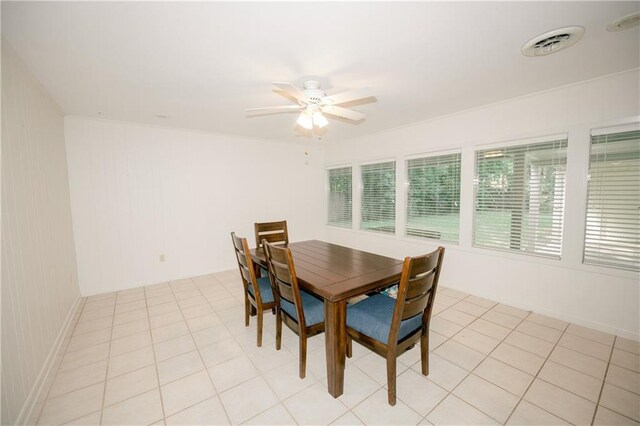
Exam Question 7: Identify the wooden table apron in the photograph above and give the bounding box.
[250,240,403,398]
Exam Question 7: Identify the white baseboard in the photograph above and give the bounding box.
[15,297,83,425]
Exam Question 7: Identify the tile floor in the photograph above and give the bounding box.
[35,270,640,425]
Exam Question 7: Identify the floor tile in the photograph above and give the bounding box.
[66,328,111,352]
[74,316,113,335]
[102,388,163,425]
[219,376,279,424]
[110,330,152,357]
[165,396,229,425]
[285,381,349,425]
[566,323,615,346]
[243,403,296,425]
[330,411,365,425]
[186,313,222,332]
[62,410,102,425]
[426,394,498,425]
[490,343,545,376]
[434,340,486,371]
[395,369,448,416]
[154,333,196,362]
[157,350,205,385]
[464,295,497,309]
[438,308,476,327]
[507,400,570,425]
[452,300,490,317]
[192,324,232,348]
[599,383,640,422]
[246,344,296,374]
[452,328,500,355]
[38,382,104,425]
[526,312,568,331]
[182,303,215,320]
[612,348,640,373]
[558,332,612,361]
[453,374,519,423]
[617,337,640,356]
[208,355,259,392]
[58,342,109,372]
[607,364,640,394]
[353,352,408,385]
[49,359,108,398]
[338,364,383,408]
[594,406,640,425]
[350,388,421,425]
[149,310,184,329]
[430,317,464,338]
[538,360,603,402]
[549,346,608,379]
[262,360,319,400]
[482,310,522,329]
[474,357,534,397]
[107,345,155,378]
[151,321,190,343]
[516,320,563,343]
[104,365,158,406]
[492,303,529,319]
[412,352,468,391]
[148,301,180,318]
[113,308,147,326]
[504,330,555,358]
[523,378,596,425]
[467,318,512,340]
[199,336,244,368]
[161,370,216,417]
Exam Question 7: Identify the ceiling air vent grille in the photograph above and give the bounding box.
[522,26,585,57]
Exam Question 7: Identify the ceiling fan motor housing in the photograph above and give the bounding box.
[302,80,325,104]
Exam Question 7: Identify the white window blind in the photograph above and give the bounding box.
[584,129,640,271]
[473,138,568,258]
[406,153,461,242]
[361,161,396,234]
[327,167,353,228]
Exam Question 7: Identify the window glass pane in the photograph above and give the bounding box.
[361,161,396,234]
[473,139,568,258]
[327,167,352,228]
[584,129,640,271]
[406,153,461,242]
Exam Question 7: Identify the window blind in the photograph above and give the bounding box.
[473,138,568,258]
[327,167,353,228]
[584,129,640,271]
[406,153,461,242]
[361,161,396,234]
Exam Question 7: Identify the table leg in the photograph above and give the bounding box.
[324,300,346,398]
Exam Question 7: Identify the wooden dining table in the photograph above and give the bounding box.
[250,240,403,398]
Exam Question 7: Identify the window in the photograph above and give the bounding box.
[327,167,352,228]
[361,161,396,233]
[473,138,568,258]
[584,129,640,271]
[406,152,461,242]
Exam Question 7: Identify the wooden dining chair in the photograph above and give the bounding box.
[254,220,289,249]
[230,232,277,347]
[263,240,324,378]
[345,247,445,405]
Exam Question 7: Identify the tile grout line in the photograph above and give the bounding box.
[98,292,120,425]
[590,335,617,425]
[143,285,169,425]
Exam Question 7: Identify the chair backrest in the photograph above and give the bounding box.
[255,221,289,249]
[263,241,306,327]
[389,247,445,344]
[230,232,262,304]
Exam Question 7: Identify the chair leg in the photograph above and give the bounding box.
[275,309,282,351]
[421,331,429,375]
[346,335,352,358]
[299,335,307,379]
[386,355,397,406]
[257,309,263,347]
[244,297,250,326]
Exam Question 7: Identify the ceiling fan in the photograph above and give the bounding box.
[245,80,373,130]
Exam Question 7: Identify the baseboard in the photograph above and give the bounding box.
[15,296,83,425]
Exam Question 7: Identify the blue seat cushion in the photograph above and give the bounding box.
[246,276,274,304]
[259,265,268,277]
[346,293,423,343]
[280,290,324,327]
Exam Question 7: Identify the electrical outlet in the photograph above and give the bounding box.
[159,254,165,262]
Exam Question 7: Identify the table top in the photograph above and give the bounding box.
[250,240,403,302]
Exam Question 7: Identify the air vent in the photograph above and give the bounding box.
[521,26,585,57]
[607,12,640,31]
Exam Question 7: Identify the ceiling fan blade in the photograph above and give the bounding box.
[320,105,366,121]
[324,87,373,105]
[245,105,304,113]
[272,82,305,101]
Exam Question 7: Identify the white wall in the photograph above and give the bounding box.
[323,69,640,339]
[1,39,80,425]
[65,117,325,296]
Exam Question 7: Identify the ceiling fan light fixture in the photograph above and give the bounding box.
[313,111,328,128]
[296,111,313,130]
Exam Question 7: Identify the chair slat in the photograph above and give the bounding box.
[255,221,288,248]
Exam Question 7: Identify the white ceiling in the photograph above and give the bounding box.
[2,1,638,143]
